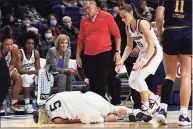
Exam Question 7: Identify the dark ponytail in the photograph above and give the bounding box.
[120,3,147,20]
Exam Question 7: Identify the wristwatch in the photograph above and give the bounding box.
[115,50,121,54]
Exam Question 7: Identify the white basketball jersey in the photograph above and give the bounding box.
[20,49,35,71]
[128,20,159,52]
[4,51,11,66]
[45,91,84,120]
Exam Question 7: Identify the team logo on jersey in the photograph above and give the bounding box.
[40,94,50,100]
[31,59,35,62]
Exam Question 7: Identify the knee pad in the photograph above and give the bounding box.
[129,75,148,92]
[128,75,136,87]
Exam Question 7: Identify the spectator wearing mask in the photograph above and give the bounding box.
[39,27,54,58]
[61,16,79,41]
[48,14,62,41]
[61,16,79,59]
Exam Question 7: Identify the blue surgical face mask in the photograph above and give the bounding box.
[50,20,57,26]
[45,33,52,39]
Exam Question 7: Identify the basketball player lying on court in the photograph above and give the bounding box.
[33,91,152,124]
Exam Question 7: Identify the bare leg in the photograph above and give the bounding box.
[11,71,21,101]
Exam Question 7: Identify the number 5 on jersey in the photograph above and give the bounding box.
[49,100,61,112]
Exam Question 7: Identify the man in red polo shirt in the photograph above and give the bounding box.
[76,0,121,98]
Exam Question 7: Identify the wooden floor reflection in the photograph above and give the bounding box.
[0,110,192,128]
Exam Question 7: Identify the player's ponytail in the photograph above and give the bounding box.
[33,108,50,124]
[120,3,147,20]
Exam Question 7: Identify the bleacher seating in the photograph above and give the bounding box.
[107,8,113,14]
[79,8,86,17]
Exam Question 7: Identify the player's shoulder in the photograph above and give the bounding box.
[138,19,151,29]
[11,44,19,53]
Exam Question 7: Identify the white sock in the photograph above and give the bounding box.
[133,109,141,116]
[11,100,18,105]
[180,106,188,118]
[115,115,125,121]
[142,101,149,109]
[160,103,168,111]
[25,98,30,105]
[149,93,157,101]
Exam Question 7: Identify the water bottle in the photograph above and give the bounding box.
[32,98,38,111]
[3,99,7,116]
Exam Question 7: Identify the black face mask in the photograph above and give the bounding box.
[63,23,68,27]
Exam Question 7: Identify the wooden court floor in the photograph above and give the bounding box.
[0,110,192,128]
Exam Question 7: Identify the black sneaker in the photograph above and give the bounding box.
[122,114,143,122]
[135,112,152,122]
[179,115,191,126]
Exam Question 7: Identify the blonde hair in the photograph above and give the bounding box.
[38,108,50,124]
[54,34,70,49]
[62,16,71,22]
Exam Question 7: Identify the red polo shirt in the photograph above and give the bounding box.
[77,9,121,55]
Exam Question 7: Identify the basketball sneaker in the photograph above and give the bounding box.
[149,95,160,116]
[25,104,36,114]
[122,112,152,122]
[10,103,25,115]
[156,108,168,124]
[141,104,151,115]
[0,106,5,116]
[178,115,191,126]
[135,112,152,122]
[121,114,138,122]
